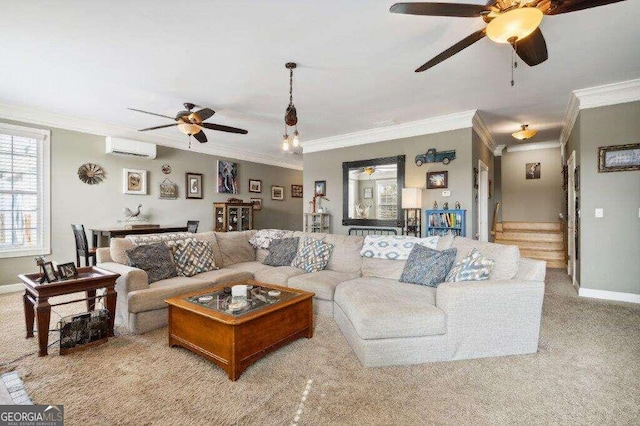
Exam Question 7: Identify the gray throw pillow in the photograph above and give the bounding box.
[263,237,300,267]
[125,243,178,284]
[400,244,457,287]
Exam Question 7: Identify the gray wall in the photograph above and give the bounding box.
[501,147,563,222]
[0,119,302,287]
[574,101,640,295]
[303,128,474,236]
[472,130,495,240]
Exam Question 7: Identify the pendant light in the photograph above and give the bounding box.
[281,62,301,152]
[512,124,538,141]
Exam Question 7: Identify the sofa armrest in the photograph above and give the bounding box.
[514,257,546,282]
[97,262,149,293]
[436,279,545,360]
[96,247,112,263]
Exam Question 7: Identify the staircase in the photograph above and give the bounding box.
[494,222,566,268]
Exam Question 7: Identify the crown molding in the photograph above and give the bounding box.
[493,144,506,156]
[559,92,580,147]
[0,101,303,170]
[303,110,476,153]
[471,112,497,153]
[506,141,561,153]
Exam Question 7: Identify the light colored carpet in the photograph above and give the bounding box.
[1,270,639,425]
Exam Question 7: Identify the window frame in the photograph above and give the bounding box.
[375,179,398,220]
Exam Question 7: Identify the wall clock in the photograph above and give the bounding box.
[77,163,105,185]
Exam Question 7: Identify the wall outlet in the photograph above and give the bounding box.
[595,208,604,218]
[442,190,451,197]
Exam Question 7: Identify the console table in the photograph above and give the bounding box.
[90,226,188,247]
[18,266,120,356]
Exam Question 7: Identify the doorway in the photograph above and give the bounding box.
[567,151,578,289]
[478,160,489,242]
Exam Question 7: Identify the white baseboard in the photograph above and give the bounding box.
[579,288,640,304]
[0,283,23,294]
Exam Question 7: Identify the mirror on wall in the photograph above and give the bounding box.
[342,155,405,227]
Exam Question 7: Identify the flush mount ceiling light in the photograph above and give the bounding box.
[512,124,538,140]
[281,62,301,152]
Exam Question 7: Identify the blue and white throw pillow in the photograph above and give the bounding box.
[291,237,334,273]
[445,248,495,282]
[360,235,440,260]
[400,245,458,287]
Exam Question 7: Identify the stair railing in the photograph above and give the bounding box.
[490,202,500,236]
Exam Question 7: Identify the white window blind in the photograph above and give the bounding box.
[376,179,397,220]
[0,123,50,258]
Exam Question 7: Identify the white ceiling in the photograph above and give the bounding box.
[1,1,639,168]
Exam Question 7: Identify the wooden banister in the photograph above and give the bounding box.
[490,202,500,236]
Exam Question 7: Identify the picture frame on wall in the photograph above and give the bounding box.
[598,143,640,172]
[249,179,262,193]
[123,169,147,195]
[291,184,303,198]
[526,163,541,179]
[363,187,373,199]
[250,198,263,210]
[185,172,203,199]
[271,185,284,201]
[159,179,178,200]
[426,171,448,189]
[217,160,238,194]
[314,180,326,196]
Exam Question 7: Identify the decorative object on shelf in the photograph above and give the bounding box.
[415,148,456,166]
[363,187,373,199]
[402,188,422,237]
[77,163,105,185]
[426,171,448,189]
[455,201,461,209]
[291,184,303,198]
[281,62,301,152]
[214,202,254,232]
[526,162,541,179]
[512,124,538,141]
[217,161,238,194]
[312,194,330,214]
[598,143,640,172]
[159,178,178,200]
[433,200,438,209]
[227,197,243,203]
[186,172,203,199]
[34,256,47,283]
[473,167,478,189]
[574,166,580,191]
[249,179,262,193]
[314,180,326,196]
[57,262,78,280]
[426,209,466,237]
[123,169,147,195]
[123,204,142,221]
[271,185,284,200]
[250,198,263,211]
[42,261,57,283]
[443,202,449,210]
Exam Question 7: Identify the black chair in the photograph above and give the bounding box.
[72,224,96,267]
[187,220,199,233]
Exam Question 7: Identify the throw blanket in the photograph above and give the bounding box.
[360,235,440,260]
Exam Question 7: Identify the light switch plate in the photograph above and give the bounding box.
[442,190,451,197]
[595,208,604,218]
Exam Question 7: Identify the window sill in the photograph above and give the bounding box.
[0,248,51,259]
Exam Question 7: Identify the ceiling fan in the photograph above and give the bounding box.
[390,0,626,72]
[128,102,248,146]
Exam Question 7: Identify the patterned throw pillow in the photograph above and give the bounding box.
[400,245,458,287]
[170,240,218,277]
[263,237,299,267]
[360,235,440,260]
[291,237,334,273]
[446,248,495,282]
[125,243,178,284]
[249,229,288,249]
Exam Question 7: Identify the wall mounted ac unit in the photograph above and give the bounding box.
[105,137,157,159]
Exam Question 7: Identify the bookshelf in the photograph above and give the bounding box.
[426,209,466,237]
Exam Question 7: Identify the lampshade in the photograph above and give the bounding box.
[512,124,538,140]
[486,8,543,44]
[402,188,422,209]
[177,122,201,136]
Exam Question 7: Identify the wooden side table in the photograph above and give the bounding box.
[18,266,120,356]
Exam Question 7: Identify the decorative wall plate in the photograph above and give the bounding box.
[161,164,172,174]
[78,163,105,185]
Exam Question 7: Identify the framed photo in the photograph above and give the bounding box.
[363,187,373,199]
[57,262,78,280]
[598,143,640,172]
[42,261,57,283]
[291,184,303,198]
[473,167,478,189]
[426,171,448,189]
[185,172,203,199]
[271,185,284,200]
[159,179,178,200]
[526,162,541,179]
[250,198,263,211]
[249,179,262,193]
[123,169,147,195]
[314,180,326,196]
[217,160,238,194]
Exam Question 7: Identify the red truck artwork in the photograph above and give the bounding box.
[415,148,456,166]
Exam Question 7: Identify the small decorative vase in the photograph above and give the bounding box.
[443,202,449,210]
[433,201,438,209]
[455,201,461,209]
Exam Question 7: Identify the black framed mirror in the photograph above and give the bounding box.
[342,155,405,227]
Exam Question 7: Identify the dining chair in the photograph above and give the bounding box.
[187,220,199,233]
[71,224,97,267]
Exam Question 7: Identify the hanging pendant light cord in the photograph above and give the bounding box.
[511,39,518,87]
[289,68,294,107]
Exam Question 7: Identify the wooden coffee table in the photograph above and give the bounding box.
[165,280,314,381]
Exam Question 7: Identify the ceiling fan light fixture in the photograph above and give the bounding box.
[364,166,376,175]
[512,124,538,140]
[486,7,543,44]
[177,122,201,136]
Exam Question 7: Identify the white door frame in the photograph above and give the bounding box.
[567,151,578,288]
[478,159,489,242]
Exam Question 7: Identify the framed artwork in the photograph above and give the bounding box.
[488,179,492,199]
[217,160,238,194]
[250,198,263,210]
[42,261,57,283]
[526,163,541,179]
[159,179,178,200]
[57,262,78,280]
[363,187,373,199]
[186,172,203,199]
[426,171,448,189]
[574,166,580,191]
[249,179,262,193]
[598,143,640,172]
[123,169,147,195]
[291,184,303,198]
[473,167,478,189]
[271,185,284,200]
[314,180,326,196]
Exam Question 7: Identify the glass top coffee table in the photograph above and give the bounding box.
[165,280,314,381]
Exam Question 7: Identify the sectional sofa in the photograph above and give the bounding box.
[97,230,546,367]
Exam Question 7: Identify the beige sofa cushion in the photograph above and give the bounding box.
[288,270,360,301]
[225,261,270,275]
[215,231,256,267]
[334,277,446,339]
[253,266,305,286]
[324,234,364,273]
[451,237,520,280]
[110,238,134,264]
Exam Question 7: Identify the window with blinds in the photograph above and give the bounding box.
[376,179,398,220]
[0,124,50,258]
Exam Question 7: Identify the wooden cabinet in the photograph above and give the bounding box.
[426,209,466,237]
[214,203,254,232]
[303,213,330,233]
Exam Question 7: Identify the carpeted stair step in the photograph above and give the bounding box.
[502,222,562,232]
[494,240,564,251]
[495,230,563,243]
[520,249,565,261]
